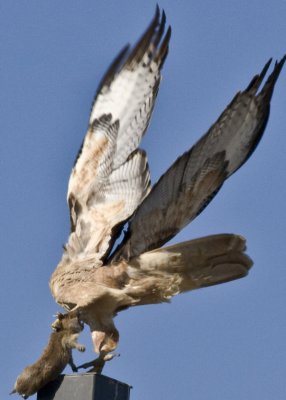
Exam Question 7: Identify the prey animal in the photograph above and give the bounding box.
[49,7,285,372]
[11,312,85,399]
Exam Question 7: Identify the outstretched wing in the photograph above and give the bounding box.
[64,8,171,264]
[112,56,285,260]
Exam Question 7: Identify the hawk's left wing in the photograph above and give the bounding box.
[64,8,171,264]
[111,56,285,260]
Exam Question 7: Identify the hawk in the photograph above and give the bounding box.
[50,8,285,370]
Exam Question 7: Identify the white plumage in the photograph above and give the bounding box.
[49,7,285,371]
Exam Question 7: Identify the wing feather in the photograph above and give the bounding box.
[89,8,171,169]
[112,56,286,260]
[63,9,171,263]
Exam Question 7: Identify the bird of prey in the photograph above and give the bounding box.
[50,8,285,370]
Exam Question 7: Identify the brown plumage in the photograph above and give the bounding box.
[49,8,285,372]
[11,313,85,398]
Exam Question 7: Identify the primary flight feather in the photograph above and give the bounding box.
[50,8,285,370]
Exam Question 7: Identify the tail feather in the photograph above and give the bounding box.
[131,234,253,294]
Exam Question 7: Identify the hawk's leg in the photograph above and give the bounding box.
[77,353,119,374]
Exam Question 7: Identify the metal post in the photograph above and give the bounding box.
[37,373,131,400]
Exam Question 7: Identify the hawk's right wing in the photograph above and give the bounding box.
[112,56,285,261]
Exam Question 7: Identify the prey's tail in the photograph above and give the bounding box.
[128,234,252,303]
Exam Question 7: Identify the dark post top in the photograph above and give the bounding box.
[37,373,131,400]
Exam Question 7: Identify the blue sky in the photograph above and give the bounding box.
[1,1,286,399]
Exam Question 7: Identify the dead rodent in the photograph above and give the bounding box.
[11,312,85,399]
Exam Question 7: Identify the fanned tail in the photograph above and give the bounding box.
[127,234,252,303]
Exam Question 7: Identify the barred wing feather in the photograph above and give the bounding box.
[65,8,171,263]
[113,56,286,260]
